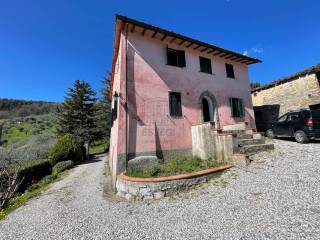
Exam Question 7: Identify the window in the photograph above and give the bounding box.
[277,114,288,123]
[111,99,118,124]
[288,113,300,121]
[167,47,186,67]
[169,92,182,116]
[229,97,244,118]
[199,56,212,74]
[225,63,235,78]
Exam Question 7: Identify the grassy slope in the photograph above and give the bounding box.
[2,114,57,147]
[89,138,109,155]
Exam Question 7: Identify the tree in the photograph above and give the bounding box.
[0,149,24,210]
[95,72,112,140]
[56,80,98,147]
[250,82,261,89]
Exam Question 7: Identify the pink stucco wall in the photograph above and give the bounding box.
[109,29,256,177]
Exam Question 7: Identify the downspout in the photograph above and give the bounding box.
[125,22,129,169]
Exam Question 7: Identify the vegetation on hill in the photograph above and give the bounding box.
[0,98,59,119]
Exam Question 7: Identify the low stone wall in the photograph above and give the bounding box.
[116,165,234,200]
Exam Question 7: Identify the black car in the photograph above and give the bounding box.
[266,109,320,143]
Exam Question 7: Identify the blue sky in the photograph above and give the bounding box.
[0,0,319,102]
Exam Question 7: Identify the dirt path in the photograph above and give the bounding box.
[1,140,320,239]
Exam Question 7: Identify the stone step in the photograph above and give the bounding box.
[237,133,253,139]
[238,138,265,146]
[240,143,274,154]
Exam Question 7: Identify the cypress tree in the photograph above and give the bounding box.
[56,80,98,146]
[96,72,112,139]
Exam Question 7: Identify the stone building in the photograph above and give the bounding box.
[252,64,320,115]
[251,64,320,131]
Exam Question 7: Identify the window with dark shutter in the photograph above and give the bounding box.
[225,63,235,78]
[112,99,118,122]
[199,56,212,74]
[229,97,244,118]
[111,108,114,126]
[167,47,186,67]
[169,92,182,116]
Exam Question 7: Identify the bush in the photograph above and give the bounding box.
[48,134,83,166]
[17,159,52,192]
[52,160,73,175]
[27,174,58,192]
[1,158,51,209]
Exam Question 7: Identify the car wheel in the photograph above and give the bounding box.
[294,130,309,143]
[266,129,275,139]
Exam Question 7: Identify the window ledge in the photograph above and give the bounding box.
[199,71,215,75]
[166,64,185,68]
[167,114,184,119]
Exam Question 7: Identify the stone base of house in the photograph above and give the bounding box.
[116,164,234,200]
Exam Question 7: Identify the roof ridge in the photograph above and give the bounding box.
[115,14,261,64]
[252,63,320,92]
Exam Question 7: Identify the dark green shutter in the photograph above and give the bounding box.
[239,98,244,117]
[169,92,182,116]
[229,97,234,117]
[114,99,118,119]
[178,51,186,67]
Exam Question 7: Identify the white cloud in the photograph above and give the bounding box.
[243,47,264,56]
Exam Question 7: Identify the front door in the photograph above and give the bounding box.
[202,98,211,122]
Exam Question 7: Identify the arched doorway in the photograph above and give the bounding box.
[202,97,211,122]
[199,91,218,126]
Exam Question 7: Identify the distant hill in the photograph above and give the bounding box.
[0,98,60,119]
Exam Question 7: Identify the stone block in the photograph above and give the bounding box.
[153,191,165,199]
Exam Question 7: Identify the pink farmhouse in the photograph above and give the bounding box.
[109,15,266,186]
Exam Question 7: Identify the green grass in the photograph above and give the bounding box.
[126,156,226,178]
[4,122,32,145]
[3,114,57,147]
[89,138,109,155]
[0,170,69,220]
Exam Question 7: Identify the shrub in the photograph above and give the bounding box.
[27,174,58,192]
[52,160,73,175]
[17,159,52,192]
[48,134,83,166]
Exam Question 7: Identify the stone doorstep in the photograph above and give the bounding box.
[238,138,265,146]
[237,133,253,139]
[239,143,274,154]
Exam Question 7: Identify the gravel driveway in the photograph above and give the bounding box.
[1,139,320,240]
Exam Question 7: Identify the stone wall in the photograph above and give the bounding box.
[116,165,233,200]
[252,73,320,116]
[191,123,234,162]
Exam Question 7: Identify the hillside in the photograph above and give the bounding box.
[0,98,60,119]
[0,99,59,162]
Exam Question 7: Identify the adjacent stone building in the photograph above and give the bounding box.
[252,64,320,115]
[251,64,320,131]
